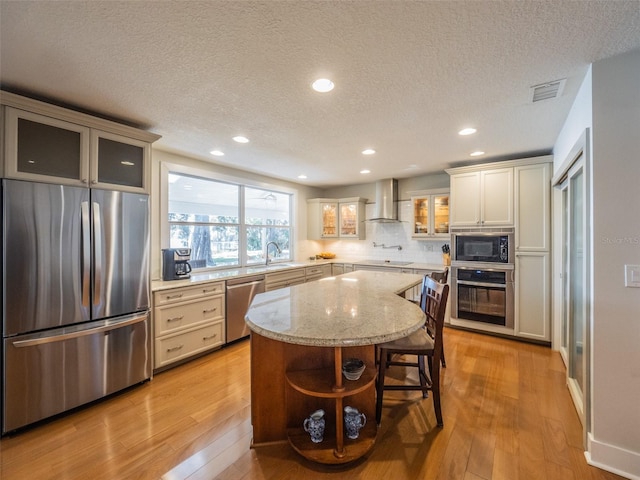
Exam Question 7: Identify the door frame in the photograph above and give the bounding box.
[552,128,591,447]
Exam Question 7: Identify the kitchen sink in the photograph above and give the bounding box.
[265,262,307,270]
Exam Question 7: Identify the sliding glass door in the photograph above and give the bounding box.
[559,153,588,433]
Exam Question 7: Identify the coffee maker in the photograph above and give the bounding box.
[162,248,193,280]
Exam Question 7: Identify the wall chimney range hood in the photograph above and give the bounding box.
[368,178,400,222]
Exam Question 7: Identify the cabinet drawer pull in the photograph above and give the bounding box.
[203,288,218,293]
[202,334,218,341]
[203,308,217,314]
[166,344,184,352]
[167,315,184,322]
[166,293,183,300]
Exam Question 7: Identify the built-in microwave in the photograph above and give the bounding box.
[451,229,514,264]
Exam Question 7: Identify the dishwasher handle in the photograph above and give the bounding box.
[226,280,265,291]
[226,275,266,287]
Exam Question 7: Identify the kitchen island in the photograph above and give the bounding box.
[245,270,425,464]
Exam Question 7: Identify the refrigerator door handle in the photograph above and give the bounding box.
[10,314,148,348]
[81,201,91,307]
[92,201,102,305]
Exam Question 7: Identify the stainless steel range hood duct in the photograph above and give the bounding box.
[368,178,399,222]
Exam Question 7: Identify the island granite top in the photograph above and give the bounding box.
[244,270,425,347]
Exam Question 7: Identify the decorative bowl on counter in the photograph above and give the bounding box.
[342,358,365,381]
[316,252,336,259]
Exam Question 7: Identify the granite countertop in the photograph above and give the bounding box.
[244,270,425,347]
[151,260,326,291]
[150,258,447,292]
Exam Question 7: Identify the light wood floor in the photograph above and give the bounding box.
[0,328,625,480]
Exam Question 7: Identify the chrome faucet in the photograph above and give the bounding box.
[265,241,282,265]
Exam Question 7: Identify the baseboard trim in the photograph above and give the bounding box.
[587,433,640,480]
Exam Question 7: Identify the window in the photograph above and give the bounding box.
[245,187,291,265]
[167,170,292,270]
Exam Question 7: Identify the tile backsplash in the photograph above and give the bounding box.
[309,201,450,265]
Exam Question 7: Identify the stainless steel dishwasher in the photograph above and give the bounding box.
[226,275,266,343]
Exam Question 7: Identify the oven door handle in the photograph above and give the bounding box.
[457,280,506,288]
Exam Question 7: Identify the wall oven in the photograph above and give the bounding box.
[451,266,514,329]
[451,229,513,264]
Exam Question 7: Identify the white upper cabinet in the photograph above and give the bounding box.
[515,162,551,251]
[307,197,366,240]
[338,198,366,239]
[307,199,339,239]
[410,189,450,238]
[2,92,160,193]
[4,107,91,184]
[448,167,513,227]
[90,129,150,192]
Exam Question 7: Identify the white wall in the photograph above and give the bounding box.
[553,68,593,174]
[589,49,640,477]
[551,67,592,350]
[554,49,640,478]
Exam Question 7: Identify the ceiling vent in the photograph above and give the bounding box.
[530,79,566,103]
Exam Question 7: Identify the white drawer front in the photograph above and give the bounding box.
[153,282,224,306]
[265,268,305,290]
[265,277,306,291]
[155,322,224,368]
[305,266,324,276]
[154,296,224,335]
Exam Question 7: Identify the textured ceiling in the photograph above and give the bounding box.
[1,1,639,187]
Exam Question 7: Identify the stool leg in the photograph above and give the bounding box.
[418,355,429,398]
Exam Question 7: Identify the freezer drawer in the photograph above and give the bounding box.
[2,313,151,433]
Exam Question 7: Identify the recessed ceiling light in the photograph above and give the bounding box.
[362,149,376,155]
[459,128,477,136]
[233,136,249,143]
[360,169,371,174]
[470,151,485,157]
[210,150,224,156]
[312,78,335,93]
[298,174,307,179]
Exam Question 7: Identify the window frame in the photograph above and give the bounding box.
[160,161,295,272]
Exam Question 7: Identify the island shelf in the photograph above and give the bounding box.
[284,345,376,463]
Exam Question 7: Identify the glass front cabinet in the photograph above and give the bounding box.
[1,93,159,193]
[410,189,450,239]
[339,199,366,239]
[307,197,366,240]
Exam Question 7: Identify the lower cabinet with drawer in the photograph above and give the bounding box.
[305,264,332,282]
[265,268,306,291]
[153,281,225,371]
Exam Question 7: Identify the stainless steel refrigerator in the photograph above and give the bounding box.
[2,179,151,433]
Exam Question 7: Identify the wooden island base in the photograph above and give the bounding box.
[250,332,377,464]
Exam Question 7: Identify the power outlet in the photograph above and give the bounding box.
[624,265,640,287]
